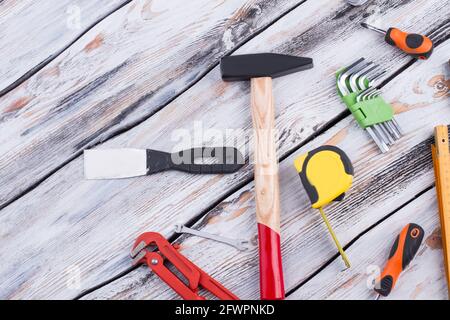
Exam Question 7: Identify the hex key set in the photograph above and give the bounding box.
[77,9,448,300]
[336,58,403,153]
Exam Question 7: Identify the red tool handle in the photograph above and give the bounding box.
[385,28,433,60]
[144,252,204,300]
[258,223,284,299]
[133,232,238,300]
[251,77,285,300]
[199,272,239,300]
[374,223,424,297]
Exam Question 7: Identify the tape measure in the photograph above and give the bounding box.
[432,125,450,297]
[294,145,354,268]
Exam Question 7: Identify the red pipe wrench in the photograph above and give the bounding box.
[131,232,239,300]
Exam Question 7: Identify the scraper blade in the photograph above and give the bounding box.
[84,149,147,179]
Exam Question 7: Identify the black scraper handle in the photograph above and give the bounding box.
[147,147,244,174]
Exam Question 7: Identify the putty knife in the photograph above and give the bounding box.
[84,146,244,179]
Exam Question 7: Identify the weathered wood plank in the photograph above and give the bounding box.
[82,39,450,299]
[0,0,448,299]
[0,0,129,94]
[0,0,308,207]
[288,189,448,300]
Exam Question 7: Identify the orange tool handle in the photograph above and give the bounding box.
[385,28,433,59]
[375,223,424,297]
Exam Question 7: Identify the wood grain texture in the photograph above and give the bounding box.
[289,189,449,300]
[0,1,442,298]
[432,125,450,295]
[82,39,450,300]
[251,77,284,300]
[0,0,128,94]
[0,0,448,299]
[251,77,280,232]
[0,0,307,208]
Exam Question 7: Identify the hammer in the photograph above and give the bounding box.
[220,53,313,300]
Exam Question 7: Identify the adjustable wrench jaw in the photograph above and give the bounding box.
[130,232,167,265]
[129,232,239,300]
[131,232,147,251]
[130,241,149,265]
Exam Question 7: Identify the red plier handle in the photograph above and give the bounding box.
[131,232,239,300]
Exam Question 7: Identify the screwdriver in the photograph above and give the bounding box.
[374,223,424,300]
[361,22,434,60]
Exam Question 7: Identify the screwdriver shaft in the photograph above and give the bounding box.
[361,22,386,35]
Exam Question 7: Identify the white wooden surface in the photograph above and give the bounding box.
[0,0,307,207]
[0,0,449,300]
[0,0,129,94]
[289,188,449,300]
[83,40,450,299]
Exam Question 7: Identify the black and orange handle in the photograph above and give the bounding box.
[374,223,424,297]
[385,28,433,60]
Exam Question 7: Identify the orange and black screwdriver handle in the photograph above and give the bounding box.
[385,28,433,60]
[374,223,424,297]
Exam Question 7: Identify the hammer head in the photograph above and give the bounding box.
[220,53,313,81]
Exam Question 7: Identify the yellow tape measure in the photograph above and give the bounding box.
[432,125,450,297]
[294,145,354,268]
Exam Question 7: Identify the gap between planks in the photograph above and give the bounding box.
[2,0,445,215]
[285,183,436,297]
[74,26,450,299]
[289,187,447,299]
[3,0,448,215]
[0,1,133,97]
[1,0,442,300]
[0,0,308,213]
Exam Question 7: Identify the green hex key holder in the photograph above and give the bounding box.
[336,58,403,153]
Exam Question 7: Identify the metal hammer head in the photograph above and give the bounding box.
[220,53,313,81]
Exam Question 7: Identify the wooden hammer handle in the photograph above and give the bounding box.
[250,77,285,300]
